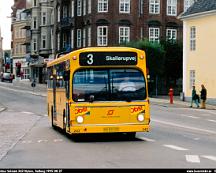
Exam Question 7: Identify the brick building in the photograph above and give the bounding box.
[53,0,194,55]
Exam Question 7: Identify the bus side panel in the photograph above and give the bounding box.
[47,89,53,121]
[56,88,66,129]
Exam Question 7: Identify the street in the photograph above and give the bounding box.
[0,82,216,168]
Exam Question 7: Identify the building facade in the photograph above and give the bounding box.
[53,0,195,55]
[179,0,216,104]
[29,0,54,83]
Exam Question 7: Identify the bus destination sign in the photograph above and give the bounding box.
[79,52,137,66]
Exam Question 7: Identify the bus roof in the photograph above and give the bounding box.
[47,47,145,67]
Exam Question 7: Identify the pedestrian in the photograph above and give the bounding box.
[200,84,207,109]
[190,86,199,108]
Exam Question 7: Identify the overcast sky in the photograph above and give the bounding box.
[0,0,13,50]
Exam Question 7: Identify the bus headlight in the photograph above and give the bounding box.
[137,113,144,122]
[77,116,84,124]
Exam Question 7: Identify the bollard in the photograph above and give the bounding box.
[168,88,174,104]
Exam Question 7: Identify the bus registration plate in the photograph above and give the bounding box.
[103,127,119,132]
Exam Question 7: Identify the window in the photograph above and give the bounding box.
[23,68,30,80]
[73,69,146,102]
[149,0,160,14]
[190,26,196,51]
[98,0,108,12]
[71,0,74,17]
[87,27,91,46]
[167,0,177,16]
[77,0,82,16]
[71,29,74,49]
[33,38,37,51]
[77,29,82,48]
[190,70,195,89]
[83,0,87,15]
[166,28,177,41]
[33,17,37,29]
[42,35,46,49]
[119,0,130,13]
[149,27,160,42]
[88,0,92,14]
[184,0,194,12]
[119,27,130,44]
[33,0,37,7]
[63,33,67,48]
[57,33,60,51]
[83,28,86,47]
[57,6,60,22]
[139,0,144,15]
[42,12,47,25]
[97,26,108,46]
[63,5,68,18]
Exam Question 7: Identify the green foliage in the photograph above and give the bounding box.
[123,39,166,76]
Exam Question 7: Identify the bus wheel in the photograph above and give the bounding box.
[127,132,136,139]
[51,106,57,129]
[63,109,66,131]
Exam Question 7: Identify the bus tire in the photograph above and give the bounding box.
[127,132,136,139]
[63,109,66,131]
[51,106,57,129]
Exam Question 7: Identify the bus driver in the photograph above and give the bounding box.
[118,76,136,92]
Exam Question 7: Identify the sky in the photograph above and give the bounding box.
[0,0,14,50]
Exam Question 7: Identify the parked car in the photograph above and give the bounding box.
[0,72,14,83]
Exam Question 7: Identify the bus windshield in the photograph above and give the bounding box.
[73,68,146,102]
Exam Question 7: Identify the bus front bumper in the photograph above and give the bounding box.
[68,124,150,134]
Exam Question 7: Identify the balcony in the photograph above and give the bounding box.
[59,17,74,29]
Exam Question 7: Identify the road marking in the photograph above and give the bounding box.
[193,138,200,140]
[186,155,200,163]
[44,114,48,117]
[201,155,216,162]
[180,114,200,119]
[136,136,155,142]
[0,108,5,112]
[207,119,216,123]
[38,140,48,143]
[152,118,216,135]
[22,140,32,144]
[21,111,34,115]
[54,139,63,142]
[163,145,189,151]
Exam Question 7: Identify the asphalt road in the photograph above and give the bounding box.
[0,82,216,169]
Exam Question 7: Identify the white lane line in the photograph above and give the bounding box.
[201,155,216,162]
[163,145,189,151]
[136,136,155,142]
[21,111,34,115]
[54,139,63,142]
[38,140,48,143]
[180,114,200,119]
[21,140,32,144]
[207,119,216,123]
[152,118,216,135]
[186,155,200,163]
[44,114,48,117]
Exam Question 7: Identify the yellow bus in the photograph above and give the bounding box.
[47,47,150,138]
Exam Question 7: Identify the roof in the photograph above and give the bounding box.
[180,0,216,19]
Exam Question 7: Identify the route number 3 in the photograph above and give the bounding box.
[87,54,94,65]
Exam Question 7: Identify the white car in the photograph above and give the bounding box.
[0,72,14,83]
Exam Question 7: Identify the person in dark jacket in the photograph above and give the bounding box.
[190,86,199,108]
[200,84,207,109]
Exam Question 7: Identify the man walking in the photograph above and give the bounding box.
[190,86,199,108]
[200,84,207,109]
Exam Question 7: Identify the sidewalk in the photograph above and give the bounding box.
[150,96,216,110]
